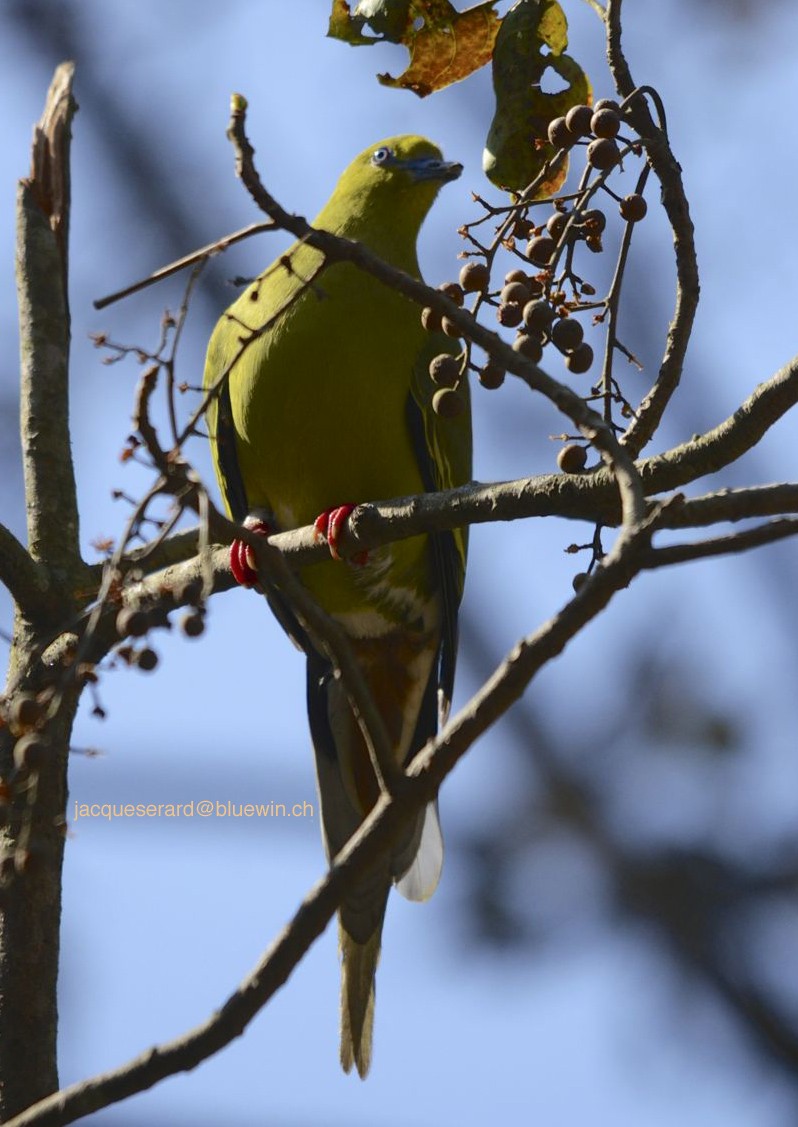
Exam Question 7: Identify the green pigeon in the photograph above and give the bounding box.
[203,135,471,1077]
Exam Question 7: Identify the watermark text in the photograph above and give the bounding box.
[73,799,314,822]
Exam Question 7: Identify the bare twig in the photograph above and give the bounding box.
[606,1,700,457]
[92,221,275,310]
[643,518,798,568]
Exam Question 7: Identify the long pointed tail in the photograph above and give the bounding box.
[339,923,382,1078]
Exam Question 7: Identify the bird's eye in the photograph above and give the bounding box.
[371,147,392,167]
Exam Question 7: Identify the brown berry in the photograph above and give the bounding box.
[181,609,206,639]
[547,116,576,149]
[438,281,464,307]
[459,261,490,293]
[551,318,584,353]
[9,694,44,729]
[504,268,530,287]
[572,571,590,592]
[175,577,203,606]
[565,104,594,138]
[116,607,149,639]
[429,353,461,388]
[590,108,620,138]
[441,316,461,339]
[619,193,647,222]
[587,138,620,171]
[500,281,530,307]
[522,300,556,333]
[546,211,569,240]
[581,282,597,296]
[512,334,543,363]
[497,302,523,328]
[557,444,589,474]
[582,209,606,234]
[565,343,595,374]
[136,648,159,672]
[479,360,505,390]
[432,388,465,418]
[585,235,603,253]
[421,306,442,333]
[594,98,621,114]
[525,236,556,266]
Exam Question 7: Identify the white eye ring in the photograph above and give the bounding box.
[371,146,392,166]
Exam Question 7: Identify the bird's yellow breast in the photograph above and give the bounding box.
[232,259,427,525]
[217,253,435,625]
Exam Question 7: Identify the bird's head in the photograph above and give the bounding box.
[319,135,462,249]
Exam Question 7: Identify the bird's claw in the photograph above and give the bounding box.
[313,505,368,565]
[230,517,272,588]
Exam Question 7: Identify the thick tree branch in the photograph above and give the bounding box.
[1,62,80,1122]
[0,524,55,624]
[16,62,83,599]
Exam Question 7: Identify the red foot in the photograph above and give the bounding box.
[230,517,272,588]
[313,504,368,565]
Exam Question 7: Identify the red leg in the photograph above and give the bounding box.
[313,505,368,565]
[230,517,272,589]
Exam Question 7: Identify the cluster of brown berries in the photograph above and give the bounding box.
[114,578,207,674]
[496,268,594,376]
[422,278,476,418]
[549,99,624,172]
[2,690,52,776]
[527,203,609,262]
[547,99,648,224]
[1,693,53,882]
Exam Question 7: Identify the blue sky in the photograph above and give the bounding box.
[2,2,798,1124]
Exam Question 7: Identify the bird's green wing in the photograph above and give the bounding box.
[202,254,322,652]
[409,332,472,719]
[207,378,249,523]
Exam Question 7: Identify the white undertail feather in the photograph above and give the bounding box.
[340,925,381,1078]
[395,802,444,901]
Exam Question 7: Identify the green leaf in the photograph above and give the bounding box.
[482,0,591,194]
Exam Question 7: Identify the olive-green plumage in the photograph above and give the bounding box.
[203,135,470,1077]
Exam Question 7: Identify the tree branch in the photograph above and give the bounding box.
[6,494,669,1127]
[644,518,798,568]
[638,355,798,493]
[16,62,83,596]
[92,221,275,310]
[1,62,80,1122]
[0,524,55,624]
[606,0,700,458]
